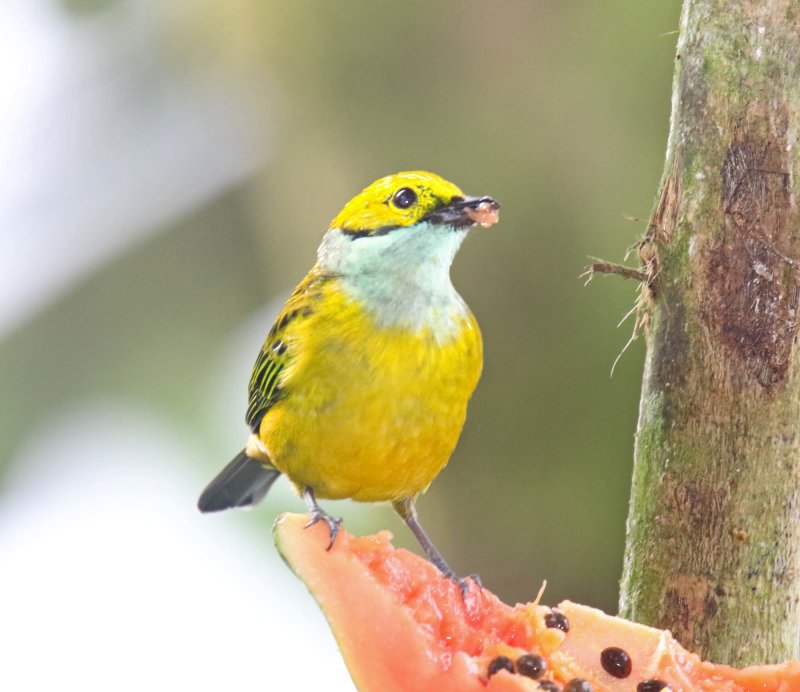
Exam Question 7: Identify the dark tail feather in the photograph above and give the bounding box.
[198,450,281,513]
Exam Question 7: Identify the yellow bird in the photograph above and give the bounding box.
[198,171,500,588]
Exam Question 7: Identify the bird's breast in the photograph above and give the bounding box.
[260,277,483,500]
[290,277,483,411]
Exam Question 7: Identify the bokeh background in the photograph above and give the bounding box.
[1,0,682,689]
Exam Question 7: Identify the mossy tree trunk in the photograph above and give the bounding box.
[619,0,800,666]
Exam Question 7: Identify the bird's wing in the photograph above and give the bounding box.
[246,268,331,431]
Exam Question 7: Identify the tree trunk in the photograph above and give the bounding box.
[619,0,800,666]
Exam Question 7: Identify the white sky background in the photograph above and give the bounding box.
[0,303,364,690]
[0,402,352,692]
[0,2,356,689]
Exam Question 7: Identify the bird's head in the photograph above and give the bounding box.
[329,171,500,237]
[318,171,500,285]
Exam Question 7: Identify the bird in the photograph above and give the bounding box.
[198,171,500,589]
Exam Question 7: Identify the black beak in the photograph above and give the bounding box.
[422,196,501,229]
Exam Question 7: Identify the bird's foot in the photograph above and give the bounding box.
[304,508,343,551]
[391,497,482,600]
[437,565,482,599]
[301,486,342,550]
[454,573,482,599]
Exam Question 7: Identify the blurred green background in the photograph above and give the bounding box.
[0,0,681,688]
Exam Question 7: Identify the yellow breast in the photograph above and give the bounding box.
[257,278,483,501]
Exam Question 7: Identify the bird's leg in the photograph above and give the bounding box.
[392,497,457,579]
[392,497,480,597]
[302,486,342,550]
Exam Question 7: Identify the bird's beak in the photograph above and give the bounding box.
[424,196,501,229]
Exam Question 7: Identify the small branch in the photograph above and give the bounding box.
[582,258,647,285]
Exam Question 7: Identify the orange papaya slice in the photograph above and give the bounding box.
[274,513,800,692]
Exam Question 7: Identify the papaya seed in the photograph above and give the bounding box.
[544,609,570,632]
[601,646,633,678]
[516,653,547,679]
[487,655,514,678]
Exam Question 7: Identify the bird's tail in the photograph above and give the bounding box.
[197,449,281,513]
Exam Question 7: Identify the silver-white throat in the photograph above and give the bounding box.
[317,222,471,342]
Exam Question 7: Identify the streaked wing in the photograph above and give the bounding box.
[246,268,331,431]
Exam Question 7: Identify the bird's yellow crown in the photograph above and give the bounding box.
[330,171,466,234]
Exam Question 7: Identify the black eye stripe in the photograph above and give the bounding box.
[340,224,401,239]
[392,187,417,209]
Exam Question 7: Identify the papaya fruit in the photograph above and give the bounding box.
[274,513,800,691]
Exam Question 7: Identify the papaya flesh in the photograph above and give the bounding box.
[274,513,800,692]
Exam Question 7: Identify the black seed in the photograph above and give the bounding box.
[637,679,668,692]
[486,655,514,678]
[544,609,570,632]
[516,653,547,679]
[563,679,592,692]
[601,646,633,678]
[537,681,561,692]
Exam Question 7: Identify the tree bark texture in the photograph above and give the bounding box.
[619,0,800,666]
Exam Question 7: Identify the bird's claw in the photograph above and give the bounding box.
[455,573,482,600]
[305,509,343,550]
[465,572,482,589]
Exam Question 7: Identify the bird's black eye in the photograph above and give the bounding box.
[392,187,417,209]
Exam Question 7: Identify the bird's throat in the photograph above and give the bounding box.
[318,223,471,340]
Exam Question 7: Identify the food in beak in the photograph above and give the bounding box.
[466,201,500,228]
